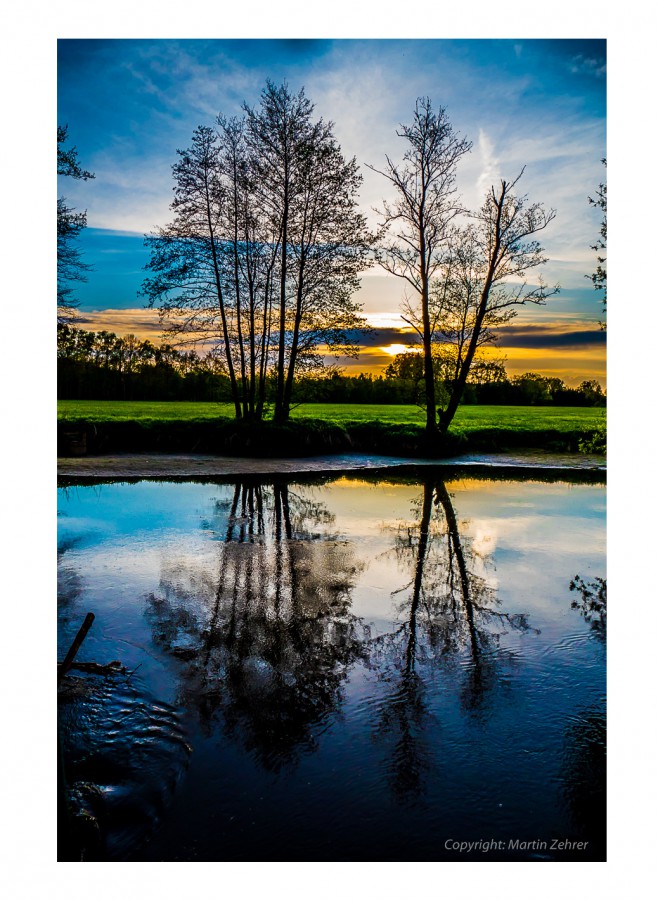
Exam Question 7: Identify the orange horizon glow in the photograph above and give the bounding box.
[73,308,606,388]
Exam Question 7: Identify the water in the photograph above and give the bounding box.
[57,471,606,861]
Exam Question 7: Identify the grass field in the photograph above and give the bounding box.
[57,400,604,434]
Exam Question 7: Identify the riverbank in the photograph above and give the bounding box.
[57,413,605,459]
[57,450,606,480]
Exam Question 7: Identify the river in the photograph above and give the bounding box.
[57,468,606,861]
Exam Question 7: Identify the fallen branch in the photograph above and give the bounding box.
[60,660,126,677]
[58,613,95,684]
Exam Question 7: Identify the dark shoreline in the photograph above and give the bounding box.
[57,415,603,460]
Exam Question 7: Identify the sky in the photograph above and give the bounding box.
[58,38,606,385]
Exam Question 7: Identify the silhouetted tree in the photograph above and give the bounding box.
[244,81,372,422]
[438,171,557,431]
[370,99,471,436]
[418,224,516,387]
[57,126,94,322]
[588,158,607,327]
[142,125,243,416]
[144,82,372,422]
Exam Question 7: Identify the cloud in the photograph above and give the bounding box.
[475,129,501,198]
[495,322,606,349]
[570,55,607,79]
[76,307,605,386]
[75,308,163,339]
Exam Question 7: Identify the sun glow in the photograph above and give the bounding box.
[381,344,419,357]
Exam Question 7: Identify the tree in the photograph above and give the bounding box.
[587,158,606,327]
[244,81,372,422]
[468,359,508,385]
[511,372,553,405]
[57,126,94,322]
[436,171,557,432]
[402,223,516,394]
[577,379,605,408]
[384,350,424,382]
[370,99,472,435]
[144,82,372,422]
[142,125,244,416]
[216,113,281,419]
[383,348,451,407]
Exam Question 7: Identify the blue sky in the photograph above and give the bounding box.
[58,38,606,383]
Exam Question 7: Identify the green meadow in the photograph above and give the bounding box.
[57,400,604,435]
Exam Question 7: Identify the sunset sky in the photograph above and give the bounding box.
[58,38,606,385]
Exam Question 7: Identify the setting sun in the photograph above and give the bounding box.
[382,343,419,356]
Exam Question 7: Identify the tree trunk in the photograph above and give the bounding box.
[419,220,437,436]
[274,188,289,423]
[281,271,305,422]
[206,191,242,418]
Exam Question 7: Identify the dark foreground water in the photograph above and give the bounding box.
[57,471,606,861]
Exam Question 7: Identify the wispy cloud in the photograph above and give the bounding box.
[76,308,163,339]
[475,129,501,198]
[570,55,606,79]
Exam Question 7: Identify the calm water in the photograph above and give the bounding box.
[57,471,606,861]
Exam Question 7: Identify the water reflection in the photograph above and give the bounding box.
[58,473,606,860]
[146,482,367,769]
[569,575,607,642]
[146,477,536,791]
[371,479,536,800]
[561,574,606,854]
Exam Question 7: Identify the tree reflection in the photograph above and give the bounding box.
[372,477,535,800]
[145,481,367,769]
[561,575,606,854]
[569,575,606,642]
[145,476,537,796]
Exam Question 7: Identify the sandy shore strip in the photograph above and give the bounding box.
[58,451,606,479]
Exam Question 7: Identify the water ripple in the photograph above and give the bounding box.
[59,675,191,860]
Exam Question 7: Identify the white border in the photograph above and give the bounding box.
[3,2,654,897]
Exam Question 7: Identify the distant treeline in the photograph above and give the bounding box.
[58,324,229,402]
[58,324,606,407]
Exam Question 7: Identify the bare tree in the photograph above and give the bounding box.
[401,223,515,389]
[142,125,243,416]
[217,114,281,418]
[437,170,558,432]
[144,82,371,422]
[243,82,316,422]
[281,134,372,418]
[369,99,471,435]
[245,81,372,422]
